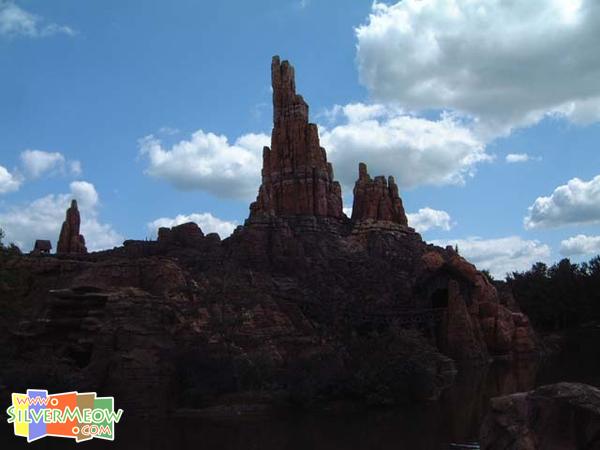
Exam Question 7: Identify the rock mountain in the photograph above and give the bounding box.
[0,57,536,415]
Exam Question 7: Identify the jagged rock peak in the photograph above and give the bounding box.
[57,199,87,254]
[249,56,343,219]
[272,55,308,125]
[351,162,408,226]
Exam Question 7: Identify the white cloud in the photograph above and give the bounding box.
[505,153,541,163]
[20,149,81,178]
[560,234,600,256]
[139,130,269,200]
[158,126,180,136]
[432,236,551,279]
[356,0,600,136]
[143,104,490,198]
[147,213,237,239]
[0,165,21,194]
[320,105,491,189]
[525,174,600,229]
[326,103,392,123]
[341,205,453,233]
[0,1,75,38]
[70,180,99,209]
[69,160,82,176]
[407,207,453,233]
[0,181,122,252]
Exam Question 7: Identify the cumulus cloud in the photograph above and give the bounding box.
[20,150,81,178]
[142,103,492,198]
[0,165,21,194]
[0,181,122,252]
[356,0,600,136]
[139,130,269,200]
[524,174,600,229]
[432,236,551,279]
[320,104,491,189]
[0,1,75,38]
[560,234,600,256]
[505,153,541,163]
[69,180,99,209]
[147,213,238,239]
[406,207,453,233]
[324,103,392,123]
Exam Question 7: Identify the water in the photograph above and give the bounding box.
[2,327,599,449]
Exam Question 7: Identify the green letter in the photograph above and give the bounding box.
[6,406,15,424]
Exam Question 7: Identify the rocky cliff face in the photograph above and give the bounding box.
[0,56,538,416]
[56,200,87,254]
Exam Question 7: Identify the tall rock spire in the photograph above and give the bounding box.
[249,56,343,219]
[271,56,308,126]
[351,162,408,226]
[57,199,88,254]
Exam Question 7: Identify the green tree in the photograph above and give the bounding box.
[508,254,600,331]
[480,269,495,283]
[0,227,21,256]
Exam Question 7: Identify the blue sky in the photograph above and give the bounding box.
[1,0,600,278]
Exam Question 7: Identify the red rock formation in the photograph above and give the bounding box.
[157,222,204,246]
[249,56,343,219]
[429,252,537,360]
[31,239,52,254]
[445,280,487,361]
[351,162,408,225]
[56,199,87,254]
[0,56,543,417]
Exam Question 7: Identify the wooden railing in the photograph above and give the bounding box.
[346,308,448,327]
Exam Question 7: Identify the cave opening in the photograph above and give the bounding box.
[431,288,449,309]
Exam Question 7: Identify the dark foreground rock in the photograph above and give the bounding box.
[480,382,600,450]
[0,56,537,416]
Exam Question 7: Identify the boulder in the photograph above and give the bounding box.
[481,382,600,450]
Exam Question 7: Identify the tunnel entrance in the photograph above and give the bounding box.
[431,288,449,309]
